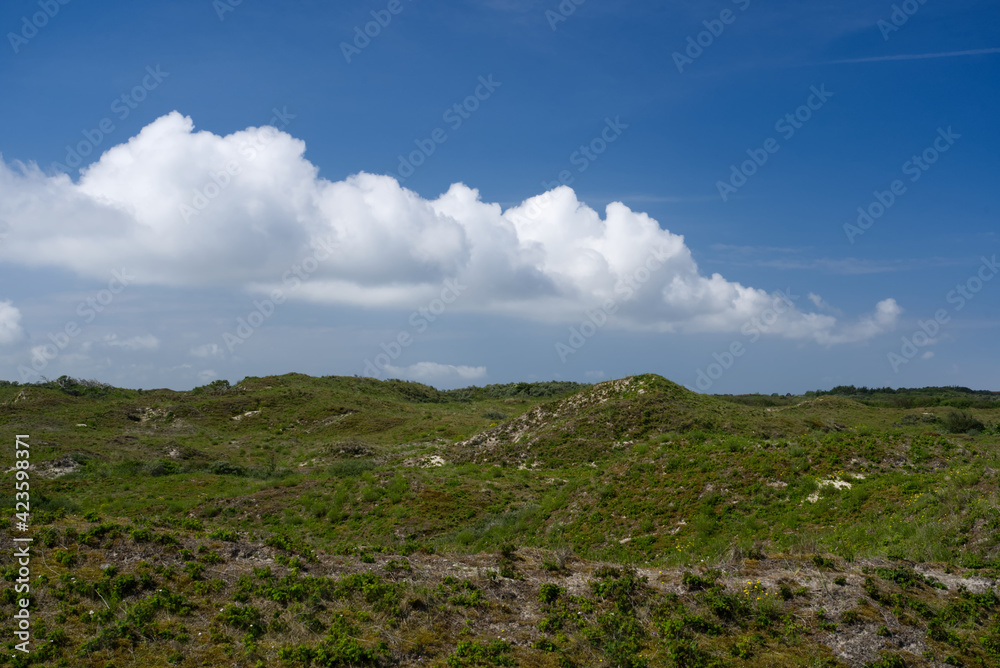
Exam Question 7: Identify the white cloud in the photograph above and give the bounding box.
[812,298,902,345]
[0,300,24,345]
[104,334,160,351]
[383,362,487,383]
[807,292,842,316]
[921,351,934,360]
[191,343,224,358]
[0,112,898,345]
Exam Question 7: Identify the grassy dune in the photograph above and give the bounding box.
[2,374,999,666]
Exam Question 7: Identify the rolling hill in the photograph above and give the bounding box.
[2,374,1000,667]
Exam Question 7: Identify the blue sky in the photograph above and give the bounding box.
[0,0,998,393]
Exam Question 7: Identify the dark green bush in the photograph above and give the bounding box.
[328,459,376,477]
[209,461,247,476]
[942,409,985,434]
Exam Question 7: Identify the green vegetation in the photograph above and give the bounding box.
[2,372,1000,666]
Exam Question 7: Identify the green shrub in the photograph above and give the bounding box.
[328,459,376,477]
[865,654,907,668]
[335,573,402,613]
[438,577,484,608]
[209,461,247,476]
[183,563,206,580]
[812,555,835,569]
[539,583,564,604]
[216,604,265,638]
[875,565,942,589]
[942,410,985,434]
[208,528,239,541]
[665,637,714,668]
[129,527,153,543]
[265,533,294,552]
[53,549,77,567]
[200,550,224,564]
[981,629,1000,657]
[682,572,714,591]
[446,640,515,667]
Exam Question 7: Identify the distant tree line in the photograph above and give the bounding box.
[2,375,588,405]
[804,385,1000,409]
[0,375,132,399]
[371,379,589,403]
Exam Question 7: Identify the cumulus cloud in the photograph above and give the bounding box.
[0,112,898,344]
[807,292,842,316]
[383,362,487,383]
[812,298,901,345]
[0,300,24,345]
